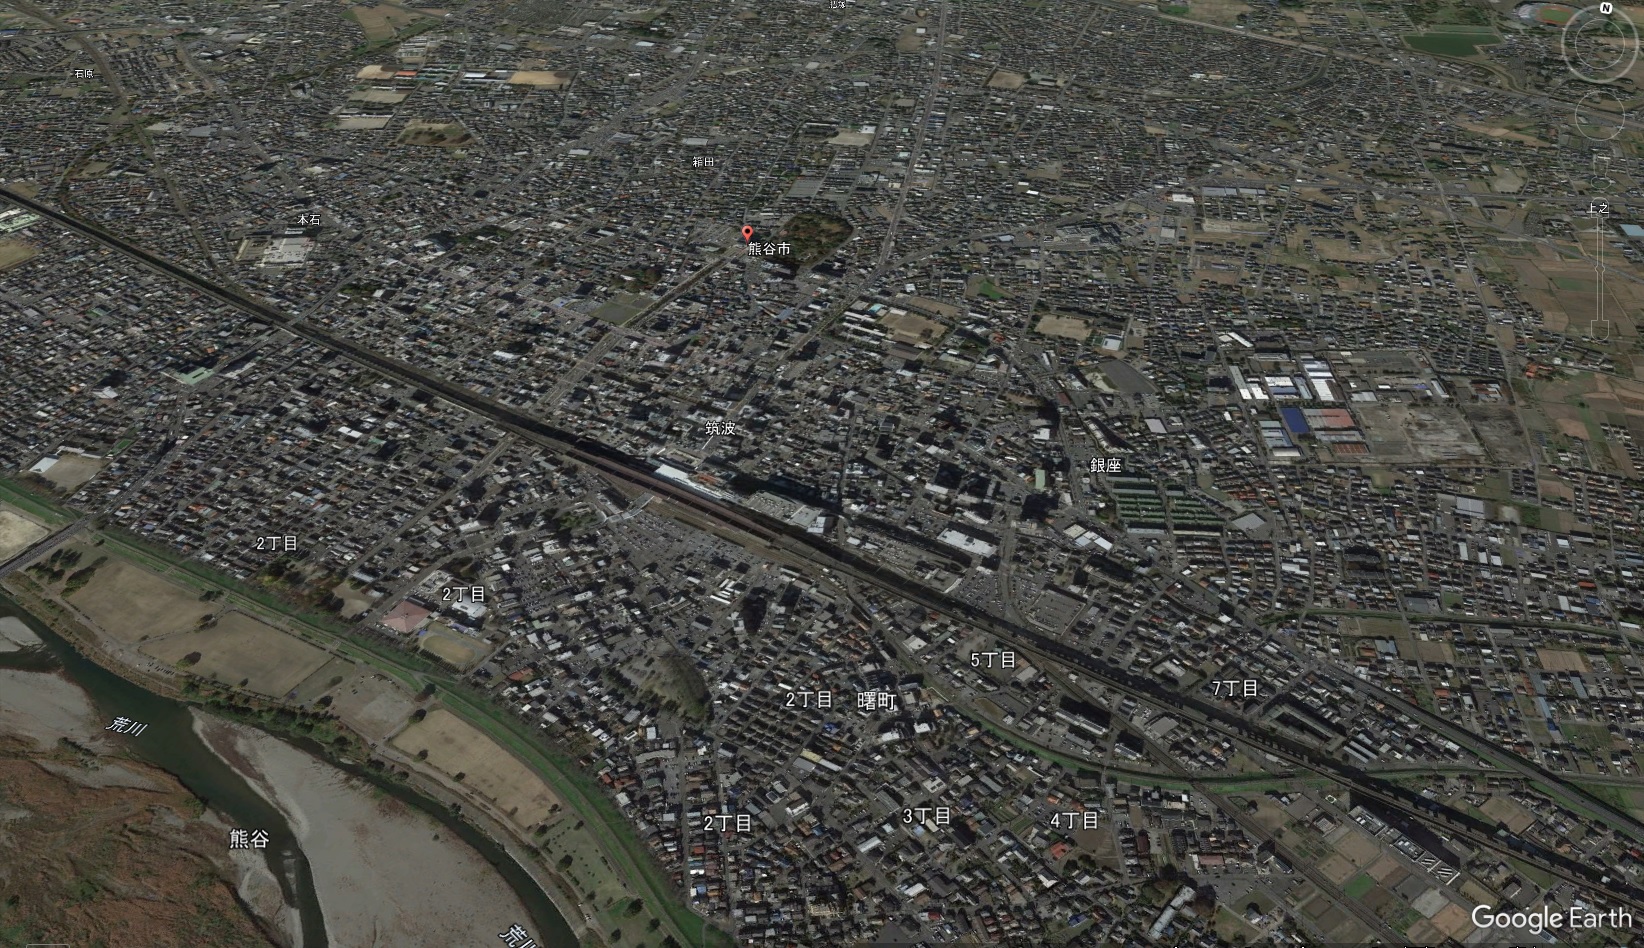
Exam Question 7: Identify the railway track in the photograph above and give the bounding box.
[8,185,1642,911]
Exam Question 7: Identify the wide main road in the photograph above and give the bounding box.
[7,185,1643,910]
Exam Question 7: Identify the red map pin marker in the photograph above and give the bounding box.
[741,225,754,242]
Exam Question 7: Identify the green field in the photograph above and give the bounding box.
[1403,31,1499,56]
[1345,872,1376,899]
[591,292,651,326]
[0,476,76,525]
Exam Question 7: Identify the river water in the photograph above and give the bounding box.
[0,593,578,948]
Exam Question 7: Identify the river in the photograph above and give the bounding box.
[0,592,578,948]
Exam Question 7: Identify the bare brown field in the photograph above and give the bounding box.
[141,611,330,697]
[1035,314,1092,341]
[416,623,487,668]
[0,506,48,562]
[1544,404,1591,441]
[894,294,961,318]
[1367,853,1405,883]
[290,655,356,703]
[1480,794,1538,833]
[896,20,929,52]
[1433,902,1476,940]
[391,709,562,827]
[1318,852,1357,885]
[1584,374,1644,416]
[38,453,105,491]
[337,115,393,130]
[1243,796,1290,835]
[71,557,214,643]
[331,581,375,619]
[1336,829,1380,867]
[348,4,430,41]
[880,309,946,346]
[327,671,418,741]
[348,87,409,104]
[0,239,39,272]
[505,70,573,88]
[1187,0,1253,24]
[1536,648,1589,672]
[1356,402,1486,461]
[1457,121,1550,148]
[1461,402,1528,464]
[986,68,1026,90]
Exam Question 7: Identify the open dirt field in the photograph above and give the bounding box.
[140,611,331,698]
[290,655,355,703]
[985,68,1026,89]
[896,20,929,52]
[1336,828,1381,866]
[1356,402,1486,462]
[505,69,573,88]
[1460,402,1528,463]
[348,87,409,104]
[881,309,947,345]
[70,557,214,643]
[1580,373,1644,415]
[347,4,431,41]
[1186,0,1253,25]
[326,671,419,741]
[0,506,48,562]
[1457,120,1551,147]
[1318,852,1357,885]
[0,238,38,272]
[1035,314,1092,341]
[1536,648,1589,672]
[338,114,394,130]
[392,709,562,827]
[1367,853,1406,883]
[37,453,106,491]
[1426,902,1472,939]
[417,623,488,668]
[1551,413,1589,440]
[331,581,376,619]
[1480,794,1538,833]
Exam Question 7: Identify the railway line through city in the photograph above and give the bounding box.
[8,183,1643,915]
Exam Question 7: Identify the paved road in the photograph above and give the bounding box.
[0,519,88,579]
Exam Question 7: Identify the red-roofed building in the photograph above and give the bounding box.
[381,599,432,634]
